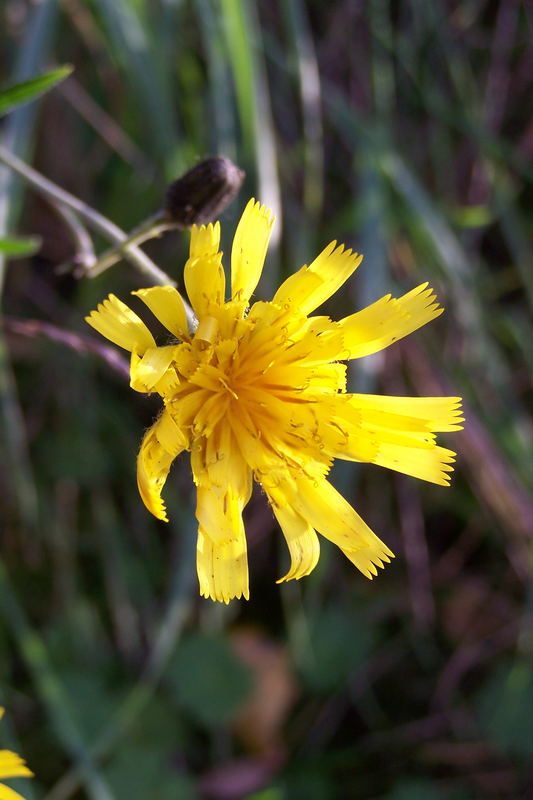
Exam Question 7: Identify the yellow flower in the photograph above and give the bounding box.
[0,709,33,800]
[86,199,463,603]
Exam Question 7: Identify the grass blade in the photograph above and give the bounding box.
[0,65,73,116]
[0,235,41,257]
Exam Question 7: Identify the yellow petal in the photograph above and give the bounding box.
[373,442,457,485]
[196,462,249,545]
[273,241,363,315]
[195,486,243,546]
[349,394,464,432]
[192,418,251,601]
[132,286,189,340]
[195,315,219,345]
[85,294,155,353]
[192,427,252,545]
[153,367,181,397]
[137,410,188,521]
[196,527,249,603]
[184,253,225,317]
[231,198,274,306]
[0,752,33,780]
[314,407,379,463]
[290,476,394,564]
[269,496,320,582]
[202,421,245,485]
[0,783,29,800]
[129,346,177,393]
[340,544,393,580]
[190,221,221,260]
[335,394,461,484]
[338,283,443,359]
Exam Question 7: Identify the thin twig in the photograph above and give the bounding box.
[50,201,96,272]
[4,317,130,379]
[86,212,176,277]
[0,143,174,287]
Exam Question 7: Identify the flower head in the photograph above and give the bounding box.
[0,708,33,800]
[86,199,463,602]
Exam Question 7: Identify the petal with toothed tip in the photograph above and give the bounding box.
[231,198,274,307]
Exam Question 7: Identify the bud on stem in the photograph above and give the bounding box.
[164,157,245,226]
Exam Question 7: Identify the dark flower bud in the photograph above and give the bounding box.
[164,157,245,227]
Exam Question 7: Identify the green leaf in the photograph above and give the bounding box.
[167,632,253,726]
[105,746,198,800]
[476,660,533,758]
[298,606,374,693]
[61,670,123,739]
[0,235,41,257]
[0,64,73,116]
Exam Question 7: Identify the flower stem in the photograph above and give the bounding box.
[85,211,176,277]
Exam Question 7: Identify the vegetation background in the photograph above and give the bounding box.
[1,1,532,798]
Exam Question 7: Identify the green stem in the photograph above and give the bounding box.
[86,212,176,277]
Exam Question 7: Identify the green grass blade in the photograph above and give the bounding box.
[0,0,59,292]
[195,0,238,156]
[0,65,73,116]
[90,0,179,167]
[282,0,324,224]
[219,0,256,159]
[0,235,41,257]
[219,0,281,228]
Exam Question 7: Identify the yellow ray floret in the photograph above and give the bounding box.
[197,528,249,603]
[0,782,30,800]
[85,294,155,353]
[129,346,178,393]
[273,241,363,315]
[86,197,462,602]
[184,252,226,316]
[137,410,188,521]
[0,709,33,800]
[372,442,456,485]
[268,484,321,582]
[349,394,464,432]
[132,286,189,340]
[231,198,274,307]
[326,394,464,484]
[289,475,394,567]
[338,282,443,358]
[190,221,221,259]
[0,751,32,781]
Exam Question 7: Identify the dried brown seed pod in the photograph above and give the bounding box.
[164,157,245,227]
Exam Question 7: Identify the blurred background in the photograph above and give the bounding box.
[1,1,532,798]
